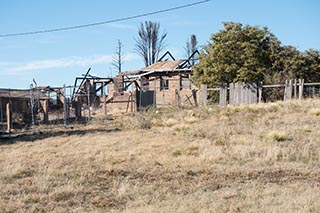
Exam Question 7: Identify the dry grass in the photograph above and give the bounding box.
[1,99,320,212]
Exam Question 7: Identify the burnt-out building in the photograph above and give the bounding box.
[0,86,64,131]
[71,51,201,114]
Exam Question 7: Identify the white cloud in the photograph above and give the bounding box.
[1,53,139,76]
[8,55,113,73]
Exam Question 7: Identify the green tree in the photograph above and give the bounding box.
[265,45,304,84]
[193,22,281,87]
[193,22,320,101]
[301,49,320,82]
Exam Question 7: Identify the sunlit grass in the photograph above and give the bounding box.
[1,99,320,212]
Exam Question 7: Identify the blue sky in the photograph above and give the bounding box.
[0,0,319,89]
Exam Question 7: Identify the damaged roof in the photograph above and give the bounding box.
[119,60,191,77]
[118,50,198,77]
[143,60,184,71]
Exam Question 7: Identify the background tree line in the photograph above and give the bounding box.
[193,22,320,89]
[114,20,319,97]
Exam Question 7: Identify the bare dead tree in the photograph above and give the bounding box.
[135,21,167,66]
[112,39,124,74]
[185,34,198,65]
[185,40,191,60]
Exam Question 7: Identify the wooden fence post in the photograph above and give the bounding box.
[312,86,316,97]
[0,97,3,135]
[293,79,297,99]
[42,99,49,124]
[289,79,293,100]
[63,84,67,126]
[103,83,107,117]
[236,82,241,105]
[258,82,263,103]
[130,92,134,114]
[219,83,227,106]
[6,102,12,133]
[299,79,304,100]
[201,84,207,107]
[243,83,248,105]
[284,80,288,101]
[284,79,293,101]
[229,83,234,105]
[251,83,258,104]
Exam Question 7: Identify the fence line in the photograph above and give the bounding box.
[201,79,320,106]
[1,78,320,136]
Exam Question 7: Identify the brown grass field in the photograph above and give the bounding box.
[1,99,320,212]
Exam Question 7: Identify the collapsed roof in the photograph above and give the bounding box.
[119,50,199,78]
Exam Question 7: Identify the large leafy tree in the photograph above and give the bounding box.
[265,45,304,84]
[134,21,167,67]
[194,22,320,87]
[301,49,320,82]
[193,22,281,87]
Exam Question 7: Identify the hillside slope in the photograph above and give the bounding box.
[1,99,320,212]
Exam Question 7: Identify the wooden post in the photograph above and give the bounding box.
[243,83,249,105]
[251,83,258,104]
[87,82,91,120]
[201,84,207,107]
[43,99,49,124]
[229,83,234,105]
[233,82,237,105]
[75,99,82,120]
[236,82,241,105]
[299,79,304,100]
[288,79,293,100]
[0,97,3,135]
[6,102,12,133]
[153,79,157,107]
[129,92,133,113]
[29,85,35,129]
[258,82,263,103]
[312,87,316,97]
[219,83,227,106]
[293,79,297,99]
[284,79,293,101]
[241,83,250,104]
[131,85,136,113]
[284,80,287,101]
[63,84,67,126]
[103,83,107,117]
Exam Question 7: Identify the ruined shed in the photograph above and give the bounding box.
[70,51,201,114]
[118,51,201,109]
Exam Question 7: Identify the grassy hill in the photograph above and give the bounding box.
[1,99,320,212]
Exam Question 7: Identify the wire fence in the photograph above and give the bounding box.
[0,84,108,138]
